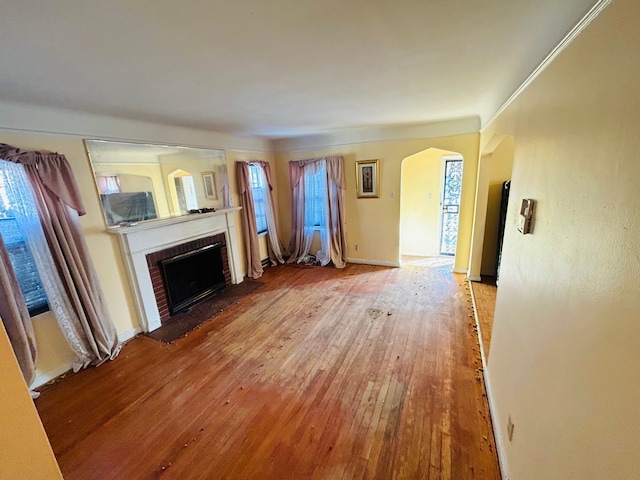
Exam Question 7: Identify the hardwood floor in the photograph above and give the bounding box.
[469,280,497,360]
[35,263,501,480]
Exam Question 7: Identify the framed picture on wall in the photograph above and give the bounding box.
[202,172,217,199]
[356,159,380,198]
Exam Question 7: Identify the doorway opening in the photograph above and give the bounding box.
[439,157,463,255]
[167,169,197,215]
[467,133,514,361]
[399,148,464,266]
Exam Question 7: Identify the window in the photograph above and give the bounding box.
[249,164,267,233]
[97,175,120,194]
[0,167,49,316]
[303,163,327,229]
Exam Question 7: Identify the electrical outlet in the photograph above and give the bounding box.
[507,415,515,442]
[354,244,359,251]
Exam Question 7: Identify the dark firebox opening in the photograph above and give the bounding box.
[160,243,226,315]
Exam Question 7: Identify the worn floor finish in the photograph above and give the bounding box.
[36,263,500,480]
[469,281,497,360]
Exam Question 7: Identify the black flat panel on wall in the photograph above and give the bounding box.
[496,180,511,282]
[160,243,226,315]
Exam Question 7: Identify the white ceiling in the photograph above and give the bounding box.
[0,0,598,139]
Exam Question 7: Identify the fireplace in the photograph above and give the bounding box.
[146,233,232,322]
[108,208,243,332]
[161,243,226,315]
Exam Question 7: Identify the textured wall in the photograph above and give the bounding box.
[484,1,640,478]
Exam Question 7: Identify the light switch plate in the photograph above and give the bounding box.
[517,199,535,234]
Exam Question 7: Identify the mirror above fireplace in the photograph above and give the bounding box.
[85,140,230,227]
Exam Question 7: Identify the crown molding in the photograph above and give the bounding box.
[272,117,480,153]
[482,0,612,130]
[0,100,272,153]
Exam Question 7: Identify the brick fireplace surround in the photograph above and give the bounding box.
[146,233,231,323]
[108,208,243,332]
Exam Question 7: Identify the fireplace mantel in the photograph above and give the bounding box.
[107,208,243,332]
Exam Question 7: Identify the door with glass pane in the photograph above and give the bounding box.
[439,159,463,255]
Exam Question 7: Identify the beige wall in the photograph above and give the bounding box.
[117,172,154,194]
[400,148,460,257]
[0,320,63,479]
[483,0,640,478]
[274,133,479,270]
[31,312,77,385]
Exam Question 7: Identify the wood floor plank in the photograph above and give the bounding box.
[469,280,497,359]
[35,262,501,480]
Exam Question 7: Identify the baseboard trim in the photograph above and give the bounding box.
[469,282,509,480]
[118,327,142,343]
[31,327,141,390]
[468,274,482,282]
[347,258,401,268]
[33,363,74,390]
[452,267,468,274]
[482,366,509,480]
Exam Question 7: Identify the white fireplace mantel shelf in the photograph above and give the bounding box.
[108,207,243,333]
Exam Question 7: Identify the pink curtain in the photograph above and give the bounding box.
[287,160,306,262]
[288,156,347,268]
[0,143,120,368]
[0,233,37,386]
[236,161,262,278]
[325,156,347,268]
[236,161,284,278]
[0,145,86,214]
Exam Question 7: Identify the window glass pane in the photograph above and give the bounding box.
[304,165,327,228]
[249,164,267,233]
[0,170,49,316]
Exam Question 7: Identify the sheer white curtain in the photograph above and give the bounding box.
[288,156,347,267]
[0,161,94,370]
[256,165,285,263]
[301,161,331,265]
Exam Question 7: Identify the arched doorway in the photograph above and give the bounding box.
[399,148,464,265]
[167,169,197,215]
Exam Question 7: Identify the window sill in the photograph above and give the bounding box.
[31,309,53,321]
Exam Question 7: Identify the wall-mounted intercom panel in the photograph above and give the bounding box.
[517,199,535,234]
